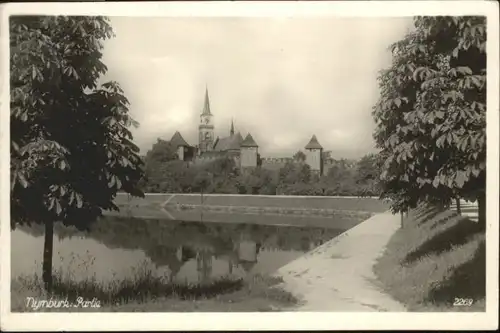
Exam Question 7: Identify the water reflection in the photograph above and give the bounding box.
[12,216,346,286]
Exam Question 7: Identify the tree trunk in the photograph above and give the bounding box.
[201,190,204,222]
[477,193,486,228]
[456,197,461,215]
[400,211,404,228]
[42,219,54,293]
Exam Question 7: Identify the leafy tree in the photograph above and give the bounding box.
[281,182,324,196]
[257,153,263,167]
[142,139,176,189]
[157,160,189,193]
[240,172,262,195]
[144,139,177,165]
[141,138,186,192]
[281,161,312,184]
[193,171,213,204]
[205,156,238,177]
[211,177,239,194]
[237,167,277,194]
[320,159,357,195]
[10,16,144,291]
[355,153,383,196]
[199,157,239,194]
[356,154,380,182]
[322,150,332,162]
[373,16,486,224]
[293,150,306,163]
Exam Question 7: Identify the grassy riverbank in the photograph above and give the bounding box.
[11,265,298,312]
[374,205,485,311]
[169,204,374,220]
[114,193,389,213]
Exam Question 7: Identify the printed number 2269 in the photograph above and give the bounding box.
[453,298,474,306]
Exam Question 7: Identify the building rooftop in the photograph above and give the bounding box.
[305,135,323,149]
[170,131,190,148]
[214,132,243,151]
[199,150,226,158]
[240,133,259,147]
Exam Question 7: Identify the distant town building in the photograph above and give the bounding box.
[167,87,329,174]
[198,88,215,154]
[304,134,323,175]
[240,133,259,169]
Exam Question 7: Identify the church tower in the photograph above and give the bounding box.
[198,87,214,153]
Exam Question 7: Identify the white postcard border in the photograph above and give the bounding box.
[1,1,498,331]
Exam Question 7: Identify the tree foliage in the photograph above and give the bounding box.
[293,150,306,163]
[355,153,383,196]
[193,171,213,200]
[141,142,381,198]
[373,16,486,217]
[10,16,145,291]
[322,150,332,162]
[319,159,357,196]
[10,16,145,230]
[237,167,276,195]
[278,161,311,185]
[144,139,177,165]
[141,139,181,192]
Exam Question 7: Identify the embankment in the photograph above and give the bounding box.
[114,193,388,212]
[274,211,406,311]
[373,205,485,311]
[109,193,389,229]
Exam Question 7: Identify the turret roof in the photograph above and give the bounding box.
[241,133,259,147]
[170,131,190,148]
[305,135,323,149]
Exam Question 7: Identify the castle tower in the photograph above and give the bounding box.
[305,135,323,175]
[240,133,259,168]
[170,131,190,161]
[198,87,214,153]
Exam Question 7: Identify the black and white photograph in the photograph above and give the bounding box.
[1,1,498,331]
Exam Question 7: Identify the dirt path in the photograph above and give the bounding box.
[275,212,406,312]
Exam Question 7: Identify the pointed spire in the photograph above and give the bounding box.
[305,135,323,149]
[201,86,212,116]
[235,131,243,144]
[230,118,235,136]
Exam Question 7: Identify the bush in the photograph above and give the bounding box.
[140,150,382,197]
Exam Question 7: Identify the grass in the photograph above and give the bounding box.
[114,193,389,213]
[11,262,298,312]
[106,203,373,230]
[110,194,382,230]
[373,204,485,312]
[172,203,374,218]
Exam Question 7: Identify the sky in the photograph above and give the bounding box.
[101,16,413,159]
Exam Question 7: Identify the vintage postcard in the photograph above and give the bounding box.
[0,0,498,331]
